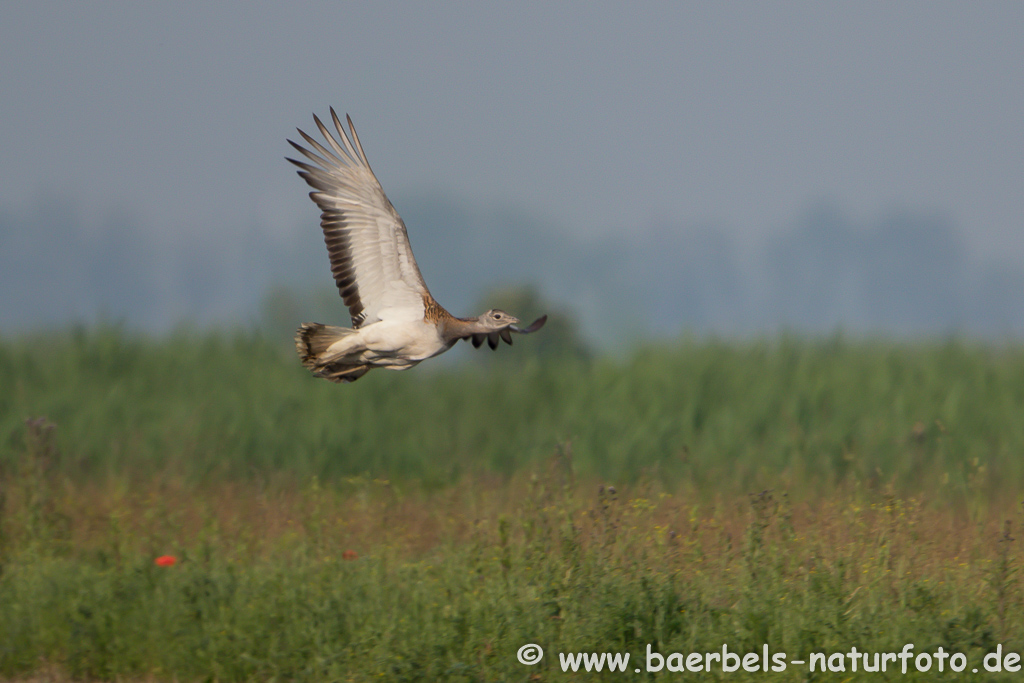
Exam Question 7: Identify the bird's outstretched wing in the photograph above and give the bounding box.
[287,110,430,328]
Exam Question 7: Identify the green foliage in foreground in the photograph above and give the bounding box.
[2,328,1024,497]
[0,476,1021,682]
[2,329,1024,680]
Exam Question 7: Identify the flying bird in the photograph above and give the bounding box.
[286,109,546,383]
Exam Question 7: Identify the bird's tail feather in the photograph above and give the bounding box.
[295,322,351,363]
[295,323,370,383]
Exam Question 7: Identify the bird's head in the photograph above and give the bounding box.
[479,309,519,330]
[463,310,547,349]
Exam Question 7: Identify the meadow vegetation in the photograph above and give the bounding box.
[1,329,1023,680]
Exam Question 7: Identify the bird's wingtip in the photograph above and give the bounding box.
[511,315,547,334]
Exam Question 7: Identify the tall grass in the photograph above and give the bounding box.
[2,328,1023,500]
[2,329,1024,680]
[0,462,1021,681]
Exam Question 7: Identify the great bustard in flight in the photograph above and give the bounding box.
[286,109,546,383]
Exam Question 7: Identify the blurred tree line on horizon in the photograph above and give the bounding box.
[2,194,1022,345]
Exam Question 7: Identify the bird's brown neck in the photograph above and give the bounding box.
[421,293,454,324]
[440,316,493,344]
[423,294,490,344]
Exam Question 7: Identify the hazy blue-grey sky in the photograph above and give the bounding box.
[2,2,1022,264]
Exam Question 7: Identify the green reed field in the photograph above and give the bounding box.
[1,329,1023,681]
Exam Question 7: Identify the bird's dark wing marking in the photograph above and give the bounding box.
[287,110,430,328]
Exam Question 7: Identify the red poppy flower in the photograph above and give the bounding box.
[342,549,358,561]
[154,555,177,567]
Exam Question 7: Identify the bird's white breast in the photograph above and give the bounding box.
[361,318,450,362]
